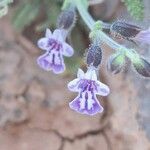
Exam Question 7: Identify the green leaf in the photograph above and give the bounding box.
[12,0,40,31]
[124,0,144,20]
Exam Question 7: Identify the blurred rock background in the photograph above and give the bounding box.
[0,0,150,150]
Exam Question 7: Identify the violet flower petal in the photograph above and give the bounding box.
[68,79,80,92]
[85,69,97,80]
[62,43,74,57]
[134,29,150,44]
[77,69,85,78]
[95,81,110,96]
[37,38,49,50]
[50,52,65,74]
[52,63,65,74]
[37,53,52,71]
[45,28,52,38]
[37,51,65,74]
[52,29,65,42]
[69,92,103,115]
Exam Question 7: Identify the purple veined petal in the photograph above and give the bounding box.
[77,68,85,78]
[52,62,65,74]
[37,51,65,74]
[62,43,74,57]
[95,81,110,96]
[52,64,65,74]
[51,52,65,74]
[37,52,52,71]
[45,28,52,38]
[69,92,103,116]
[37,38,49,50]
[85,68,97,81]
[52,29,65,42]
[134,29,150,44]
[68,78,81,92]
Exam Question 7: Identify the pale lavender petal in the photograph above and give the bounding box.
[52,29,64,42]
[68,79,80,92]
[62,43,74,57]
[37,53,52,71]
[37,51,65,74]
[91,69,97,81]
[77,69,85,78]
[85,69,97,81]
[95,81,110,96]
[134,29,150,44]
[45,28,52,38]
[37,38,49,50]
[69,92,103,115]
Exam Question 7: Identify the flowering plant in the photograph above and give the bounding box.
[68,68,110,115]
[35,0,150,115]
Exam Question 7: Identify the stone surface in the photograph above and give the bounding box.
[28,105,105,139]
[64,134,108,150]
[0,128,61,150]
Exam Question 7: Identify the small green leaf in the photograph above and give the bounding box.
[12,1,40,31]
[124,0,144,20]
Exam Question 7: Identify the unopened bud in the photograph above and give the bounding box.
[86,44,102,68]
[133,57,150,77]
[57,8,76,30]
[107,53,125,74]
[110,21,142,39]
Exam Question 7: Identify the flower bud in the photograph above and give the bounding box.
[86,44,102,68]
[133,57,150,77]
[107,53,125,74]
[110,21,142,39]
[57,7,76,30]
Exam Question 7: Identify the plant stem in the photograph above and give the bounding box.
[75,0,130,51]
[75,0,94,30]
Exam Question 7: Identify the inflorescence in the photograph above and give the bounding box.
[37,0,150,116]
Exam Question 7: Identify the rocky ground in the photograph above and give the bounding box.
[0,17,150,150]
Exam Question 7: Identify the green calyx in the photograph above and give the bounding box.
[107,51,126,74]
[89,21,103,41]
[124,48,150,77]
[133,57,150,77]
[125,49,141,64]
[111,49,126,66]
[113,53,125,65]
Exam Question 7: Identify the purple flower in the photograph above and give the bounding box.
[68,68,110,115]
[37,28,74,74]
[133,28,150,44]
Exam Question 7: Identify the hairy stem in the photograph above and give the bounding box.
[76,0,94,30]
[75,0,132,51]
